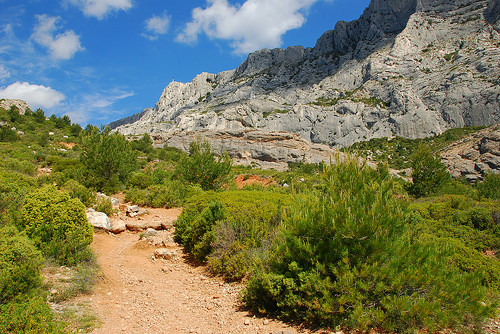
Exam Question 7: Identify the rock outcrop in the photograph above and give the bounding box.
[440,124,500,182]
[113,0,500,167]
[0,99,31,115]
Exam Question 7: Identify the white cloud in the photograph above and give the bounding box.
[68,0,133,20]
[0,65,10,81]
[31,15,83,60]
[0,81,65,109]
[143,12,170,40]
[177,0,318,54]
[64,89,134,124]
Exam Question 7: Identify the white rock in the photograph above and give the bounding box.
[86,210,111,230]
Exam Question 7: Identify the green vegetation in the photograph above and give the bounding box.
[79,125,138,193]
[242,158,497,332]
[22,185,93,266]
[175,190,294,280]
[263,109,290,118]
[176,139,232,191]
[311,88,390,108]
[444,50,458,62]
[407,144,450,197]
[343,126,486,170]
[0,103,498,333]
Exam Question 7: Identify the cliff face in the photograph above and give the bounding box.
[113,0,500,168]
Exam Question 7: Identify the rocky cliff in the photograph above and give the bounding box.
[113,0,500,168]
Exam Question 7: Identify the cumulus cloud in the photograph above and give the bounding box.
[0,81,65,109]
[143,12,170,41]
[31,15,83,60]
[177,0,318,54]
[68,0,133,20]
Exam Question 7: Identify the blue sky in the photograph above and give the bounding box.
[0,0,370,125]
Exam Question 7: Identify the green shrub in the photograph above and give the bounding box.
[21,185,93,265]
[176,139,232,190]
[407,144,450,197]
[175,190,292,279]
[477,172,500,199]
[0,293,63,333]
[94,197,114,216]
[243,157,495,332]
[127,171,154,189]
[125,180,196,208]
[0,126,18,142]
[0,226,44,304]
[62,179,96,207]
[131,133,153,153]
[79,125,137,193]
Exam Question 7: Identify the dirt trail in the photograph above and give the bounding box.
[86,207,308,334]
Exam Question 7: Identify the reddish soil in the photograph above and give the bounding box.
[234,174,278,189]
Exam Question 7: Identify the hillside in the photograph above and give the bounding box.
[1,99,500,333]
[112,0,500,168]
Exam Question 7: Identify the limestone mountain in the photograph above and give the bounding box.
[112,0,500,167]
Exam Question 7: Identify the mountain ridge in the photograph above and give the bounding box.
[112,0,500,168]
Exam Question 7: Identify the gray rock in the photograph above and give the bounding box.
[110,219,126,234]
[126,220,162,231]
[113,0,500,167]
[86,209,111,231]
[142,228,157,238]
[154,248,177,260]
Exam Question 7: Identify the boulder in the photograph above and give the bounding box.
[86,209,111,231]
[142,228,157,238]
[110,219,126,234]
[154,248,178,260]
[126,220,162,231]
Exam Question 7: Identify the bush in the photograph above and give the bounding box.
[21,185,93,265]
[176,139,232,190]
[243,157,495,332]
[125,180,197,208]
[477,172,500,199]
[0,293,63,333]
[407,144,450,197]
[175,190,293,279]
[62,179,96,207]
[0,126,18,142]
[79,125,137,193]
[127,171,154,189]
[94,197,114,216]
[0,226,44,304]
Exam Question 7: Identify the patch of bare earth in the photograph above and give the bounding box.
[85,207,312,334]
[234,174,278,189]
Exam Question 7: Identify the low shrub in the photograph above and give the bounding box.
[127,171,154,189]
[477,172,500,199]
[62,179,96,207]
[175,190,293,279]
[243,157,495,332]
[176,139,232,190]
[0,293,63,333]
[94,197,114,216]
[21,185,93,265]
[0,225,44,304]
[125,180,198,208]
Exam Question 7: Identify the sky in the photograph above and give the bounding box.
[0,0,371,126]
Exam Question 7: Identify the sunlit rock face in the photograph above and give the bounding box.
[112,0,500,167]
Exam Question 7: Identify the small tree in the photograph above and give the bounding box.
[176,139,232,191]
[21,185,93,265]
[407,144,450,197]
[79,125,137,193]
